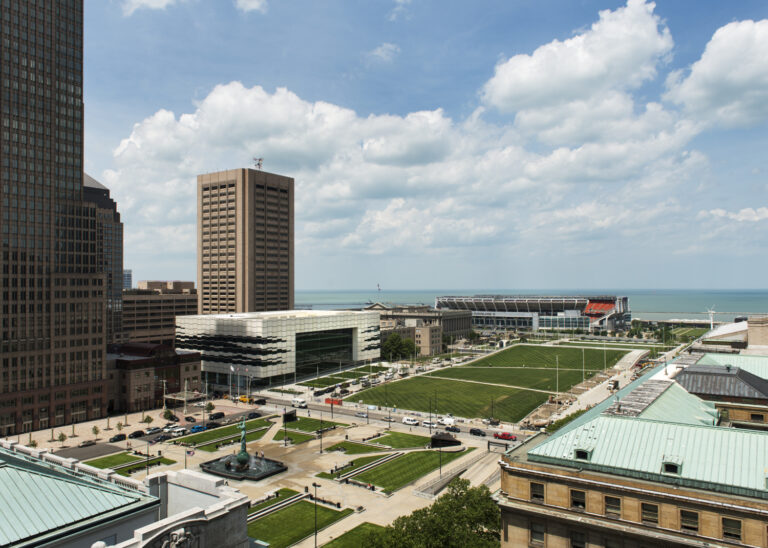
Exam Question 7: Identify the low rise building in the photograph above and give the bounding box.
[382,323,443,357]
[122,283,198,346]
[106,343,201,413]
[366,303,472,338]
[0,440,248,548]
[176,310,380,391]
[497,362,768,547]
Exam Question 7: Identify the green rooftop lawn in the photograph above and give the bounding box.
[173,417,273,446]
[323,522,385,547]
[286,416,348,432]
[248,488,299,515]
[557,341,675,350]
[316,455,386,480]
[374,432,432,449]
[428,366,596,392]
[298,376,348,388]
[247,500,353,548]
[345,376,549,423]
[117,457,176,476]
[352,449,472,493]
[466,344,626,370]
[326,441,389,455]
[84,452,142,469]
[273,429,316,444]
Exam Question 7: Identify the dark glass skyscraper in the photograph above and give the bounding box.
[0,1,108,434]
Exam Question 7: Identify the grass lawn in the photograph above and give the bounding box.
[334,371,366,379]
[299,376,348,388]
[466,344,626,369]
[323,522,385,547]
[317,455,386,479]
[287,416,348,432]
[196,427,270,452]
[671,327,708,338]
[117,457,176,476]
[557,341,674,351]
[326,441,389,454]
[85,452,142,469]
[346,376,549,423]
[273,429,316,444]
[428,366,595,392]
[375,432,432,449]
[248,488,299,515]
[174,417,273,446]
[247,500,353,548]
[353,449,472,493]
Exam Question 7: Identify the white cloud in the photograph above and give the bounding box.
[701,207,768,222]
[122,0,184,16]
[665,19,768,127]
[388,0,411,22]
[367,43,401,64]
[482,0,672,113]
[235,0,268,13]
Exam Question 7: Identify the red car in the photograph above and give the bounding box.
[493,432,517,441]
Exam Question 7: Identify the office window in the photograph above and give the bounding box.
[750,413,764,422]
[680,510,698,533]
[570,490,586,511]
[570,531,586,548]
[641,503,658,525]
[530,522,545,545]
[603,538,623,548]
[722,518,741,541]
[604,496,621,518]
[530,482,545,503]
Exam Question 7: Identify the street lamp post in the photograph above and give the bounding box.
[312,482,320,548]
[319,411,323,454]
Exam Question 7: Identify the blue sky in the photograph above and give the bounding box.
[83,0,768,290]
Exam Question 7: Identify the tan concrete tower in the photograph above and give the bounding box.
[197,168,294,314]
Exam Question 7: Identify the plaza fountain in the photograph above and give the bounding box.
[200,417,286,481]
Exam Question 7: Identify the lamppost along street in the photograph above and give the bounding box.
[312,482,321,548]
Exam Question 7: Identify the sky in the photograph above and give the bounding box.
[83,0,768,290]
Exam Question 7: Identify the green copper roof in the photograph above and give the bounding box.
[528,415,768,499]
[638,382,718,426]
[697,353,768,380]
[0,451,157,547]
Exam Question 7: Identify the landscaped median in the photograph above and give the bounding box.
[351,448,474,494]
[248,488,299,515]
[326,441,388,454]
[323,522,385,547]
[247,500,353,548]
[84,452,176,476]
[172,416,274,448]
[273,429,316,445]
[316,455,387,480]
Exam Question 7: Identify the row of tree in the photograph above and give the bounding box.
[381,332,418,361]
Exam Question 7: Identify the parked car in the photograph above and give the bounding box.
[206,421,222,429]
[252,398,267,405]
[170,427,187,438]
[190,425,207,433]
[145,427,161,435]
[422,420,437,428]
[167,415,180,422]
[162,425,176,433]
[469,428,486,437]
[445,425,461,433]
[128,430,145,439]
[153,434,171,443]
[109,434,126,443]
[493,432,517,441]
[193,402,206,408]
[382,416,395,422]
[402,417,419,426]
[78,439,96,448]
[185,416,196,422]
[247,412,261,419]
[355,411,368,418]
[209,411,225,420]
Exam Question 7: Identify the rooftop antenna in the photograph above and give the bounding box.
[706,306,716,330]
[253,157,263,170]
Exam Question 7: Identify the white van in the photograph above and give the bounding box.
[292,397,307,408]
[437,416,455,426]
[170,427,187,438]
[402,417,419,426]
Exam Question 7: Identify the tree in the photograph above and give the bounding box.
[92,425,100,437]
[28,440,38,448]
[401,338,417,359]
[382,333,403,361]
[364,479,500,548]
[143,415,154,425]
[467,330,481,342]
[205,401,215,417]
[116,421,123,432]
[57,432,67,446]
[163,408,175,421]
